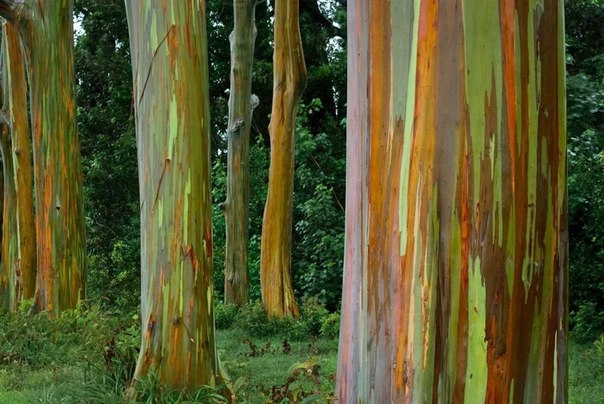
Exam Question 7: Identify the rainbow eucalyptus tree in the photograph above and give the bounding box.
[260,0,306,318]
[126,0,225,392]
[0,120,7,310]
[223,0,259,307]
[337,0,567,402]
[2,23,36,308]
[0,0,86,316]
[0,41,18,311]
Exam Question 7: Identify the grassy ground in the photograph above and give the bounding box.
[569,335,604,403]
[217,329,338,403]
[0,302,339,403]
[0,306,602,403]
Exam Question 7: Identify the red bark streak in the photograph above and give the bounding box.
[127,1,222,393]
[174,326,179,344]
[501,0,518,194]
[204,227,212,259]
[338,0,566,402]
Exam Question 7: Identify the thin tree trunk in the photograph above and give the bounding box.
[224,0,259,307]
[126,0,225,393]
[337,1,567,402]
[260,0,307,318]
[0,0,86,316]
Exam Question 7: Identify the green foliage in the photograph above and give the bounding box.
[214,301,239,330]
[75,0,141,312]
[566,73,604,136]
[17,298,35,315]
[298,297,330,337]
[230,299,336,343]
[0,305,138,402]
[233,301,280,338]
[210,0,347,311]
[571,301,604,344]
[565,0,604,342]
[567,130,604,327]
[291,100,346,311]
[212,137,269,304]
[320,312,341,340]
[131,370,227,404]
[565,0,604,79]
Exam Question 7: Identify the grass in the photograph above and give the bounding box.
[217,328,338,403]
[0,304,602,403]
[569,335,604,403]
[0,302,339,403]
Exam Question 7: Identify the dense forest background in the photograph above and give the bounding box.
[77,0,347,314]
[565,0,604,342]
[75,0,603,340]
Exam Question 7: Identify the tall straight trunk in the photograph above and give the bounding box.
[0,121,8,310]
[126,0,224,392]
[260,0,307,318]
[1,23,36,309]
[336,1,567,402]
[224,0,259,307]
[0,0,86,316]
[0,96,18,311]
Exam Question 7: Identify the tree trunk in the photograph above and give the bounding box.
[224,0,259,307]
[0,121,8,310]
[126,0,225,393]
[1,23,36,309]
[260,0,307,318]
[336,1,567,402]
[0,0,87,316]
[0,99,18,311]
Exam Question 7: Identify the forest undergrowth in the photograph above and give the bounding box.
[0,299,339,403]
[0,300,601,403]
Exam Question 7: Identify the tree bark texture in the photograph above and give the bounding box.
[126,0,224,392]
[224,0,259,307]
[0,0,87,316]
[1,22,36,309]
[260,0,307,318]
[336,1,567,402]
[0,88,18,311]
[0,119,9,310]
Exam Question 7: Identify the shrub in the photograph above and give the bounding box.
[232,298,336,340]
[234,301,280,337]
[572,301,604,344]
[299,297,330,337]
[214,301,239,330]
[320,312,341,339]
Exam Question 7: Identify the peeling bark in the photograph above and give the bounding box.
[0,99,18,311]
[260,0,307,318]
[0,117,9,310]
[224,0,259,307]
[126,0,225,393]
[336,1,567,402]
[0,0,86,316]
[0,22,36,310]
